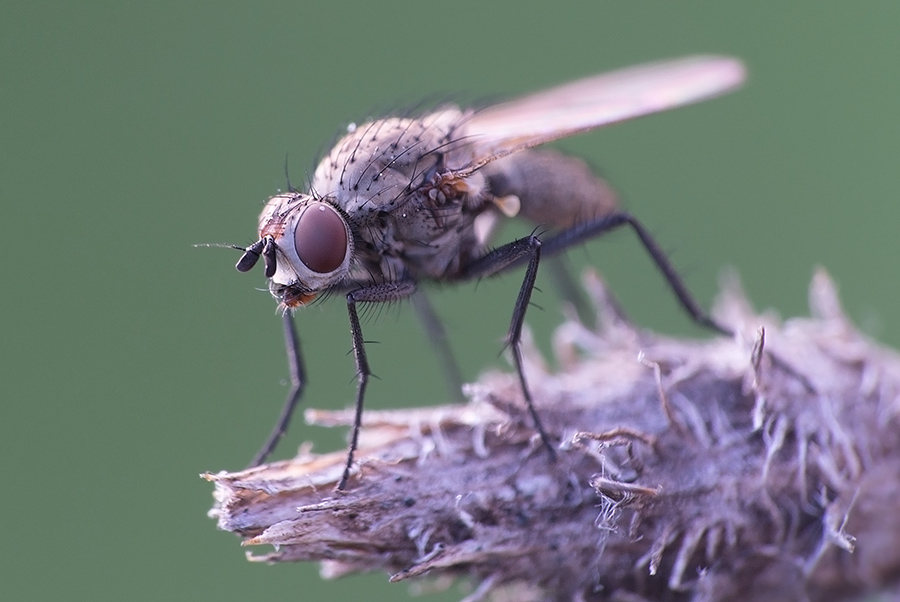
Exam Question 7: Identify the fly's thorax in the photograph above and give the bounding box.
[257,192,353,305]
[302,108,499,282]
[311,109,476,216]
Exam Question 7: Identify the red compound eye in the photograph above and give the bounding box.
[293,202,348,274]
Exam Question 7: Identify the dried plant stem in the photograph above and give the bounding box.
[205,269,900,601]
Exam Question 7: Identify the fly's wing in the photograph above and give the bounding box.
[462,55,745,165]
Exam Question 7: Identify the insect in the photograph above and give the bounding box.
[235,55,745,489]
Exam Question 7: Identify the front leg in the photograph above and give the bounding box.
[461,234,557,460]
[247,310,306,468]
[339,280,417,490]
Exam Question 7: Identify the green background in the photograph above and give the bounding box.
[3,3,899,600]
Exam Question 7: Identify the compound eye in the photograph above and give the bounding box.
[294,202,348,274]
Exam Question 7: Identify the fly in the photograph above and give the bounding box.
[234,55,746,489]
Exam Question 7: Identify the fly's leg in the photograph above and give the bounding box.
[461,235,557,460]
[340,281,417,490]
[411,290,464,401]
[247,311,305,468]
[541,212,732,336]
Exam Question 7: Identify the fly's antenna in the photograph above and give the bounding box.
[193,242,247,252]
[194,241,275,277]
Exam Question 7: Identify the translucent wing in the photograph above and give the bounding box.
[463,55,745,161]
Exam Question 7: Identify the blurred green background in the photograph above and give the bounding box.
[3,2,899,600]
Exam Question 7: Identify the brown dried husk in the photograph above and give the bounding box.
[205,269,900,601]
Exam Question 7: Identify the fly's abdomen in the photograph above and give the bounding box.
[484,149,619,230]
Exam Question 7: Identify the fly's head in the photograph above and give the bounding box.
[236,192,353,308]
